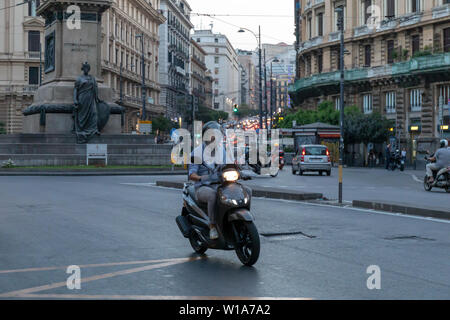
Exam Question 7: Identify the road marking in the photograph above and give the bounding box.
[0,257,202,298]
[6,293,311,300]
[0,257,195,274]
[120,182,156,187]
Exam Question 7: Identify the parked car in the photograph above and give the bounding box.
[292,145,331,176]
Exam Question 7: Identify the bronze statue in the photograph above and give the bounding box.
[73,62,100,143]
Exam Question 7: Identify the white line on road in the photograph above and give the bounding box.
[412,174,422,183]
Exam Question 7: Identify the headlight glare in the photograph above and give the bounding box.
[223,170,239,182]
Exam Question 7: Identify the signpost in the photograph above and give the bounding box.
[86,144,108,166]
[138,120,152,134]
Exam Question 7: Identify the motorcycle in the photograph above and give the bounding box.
[390,150,405,171]
[176,164,261,266]
[279,150,285,170]
[424,156,450,193]
[244,147,279,177]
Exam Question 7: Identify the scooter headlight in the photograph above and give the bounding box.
[223,170,239,182]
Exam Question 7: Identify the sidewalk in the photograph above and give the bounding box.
[0,168,187,176]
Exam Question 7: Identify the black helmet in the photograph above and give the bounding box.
[440,139,449,148]
[202,121,223,136]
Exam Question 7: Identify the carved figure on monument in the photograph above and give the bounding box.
[73,62,105,144]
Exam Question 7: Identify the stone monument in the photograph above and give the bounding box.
[0,0,173,166]
[22,0,124,141]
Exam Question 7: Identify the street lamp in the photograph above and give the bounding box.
[238,26,263,131]
[336,6,345,204]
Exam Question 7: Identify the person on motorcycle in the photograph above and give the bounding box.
[188,121,251,240]
[426,139,450,183]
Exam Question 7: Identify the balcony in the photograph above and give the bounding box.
[289,53,450,101]
[433,4,450,19]
[299,36,323,52]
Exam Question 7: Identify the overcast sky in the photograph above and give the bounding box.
[188,0,295,51]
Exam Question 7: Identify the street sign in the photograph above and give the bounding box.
[86,144,107,166]
[138,120,152,134]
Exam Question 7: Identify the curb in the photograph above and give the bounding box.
[353,200,450,220]
[156,181,323,201]
[0,170,187,177]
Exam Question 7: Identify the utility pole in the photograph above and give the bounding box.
[39,41,42,86]
[336,6,345,204]
[264,49,268,129]
[119,62,123,105]
[258,26,263,131]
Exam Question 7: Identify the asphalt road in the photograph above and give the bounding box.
[0,174,449,300]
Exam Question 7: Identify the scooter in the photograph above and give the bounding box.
[176,164,261,266]
[424,156,450,193]
[390,150,405,171]
[279,150,285,171]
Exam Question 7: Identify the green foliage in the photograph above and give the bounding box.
[277,101,360,128]
[0,122,5,134]
[413,45,432,58]
[196,105,229,123]
[152,116,178,133]
[234,104,258,119]
[344,112,391,145]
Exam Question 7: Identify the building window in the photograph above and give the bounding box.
[214,56,219,64]
[197,38,200,42]
[29,67,39,85]
[215,48,219,54]
[385,91,396,113]
[214,102,220,109]
[364,45,371,67]
[214,38,218,43]
[28,0,40,17]
[410,88,422,112]
[411,35,420,56]
[214,68,219,75]
[317,54,323,73]
[362,0,372,25]
[28,31,40,52]
[385,0,396,18]
[335,96,341,110]
[317,13,324,37]
[308,16,312,39]
[387,40,395,64]
[438,85,450,105]
[410,0,421,13]
[444,28,450,53]
[363,94,373,114]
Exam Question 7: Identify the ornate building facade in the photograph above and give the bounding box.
[158,0,193,123]
[102,0,165,133]
[290,0,450,153]
[0,0,44,134]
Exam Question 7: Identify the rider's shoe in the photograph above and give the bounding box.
[209,227,219,240]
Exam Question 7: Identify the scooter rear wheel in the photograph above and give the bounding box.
[234,221,260,266]
[189,230,208,254]
[424,176,433,192]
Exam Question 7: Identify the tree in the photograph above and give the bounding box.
[234,104,258,119]
[0,122,5,134]
[196,105,228,123]
[152,116,178,134]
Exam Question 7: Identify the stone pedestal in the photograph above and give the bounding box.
[23,0,125,136]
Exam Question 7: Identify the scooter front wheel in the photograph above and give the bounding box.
[189,230,208,254]
[423,176,432,192]
[233,221,260,266]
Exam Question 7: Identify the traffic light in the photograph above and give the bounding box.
[233,104,239,113]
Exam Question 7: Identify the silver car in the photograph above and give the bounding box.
[292,145,331,176]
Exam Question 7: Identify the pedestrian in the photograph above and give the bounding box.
[401,147,407,162]
[385,144,391,170]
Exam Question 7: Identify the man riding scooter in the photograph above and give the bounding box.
[426,139,450,184]
[188,121,252,240]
